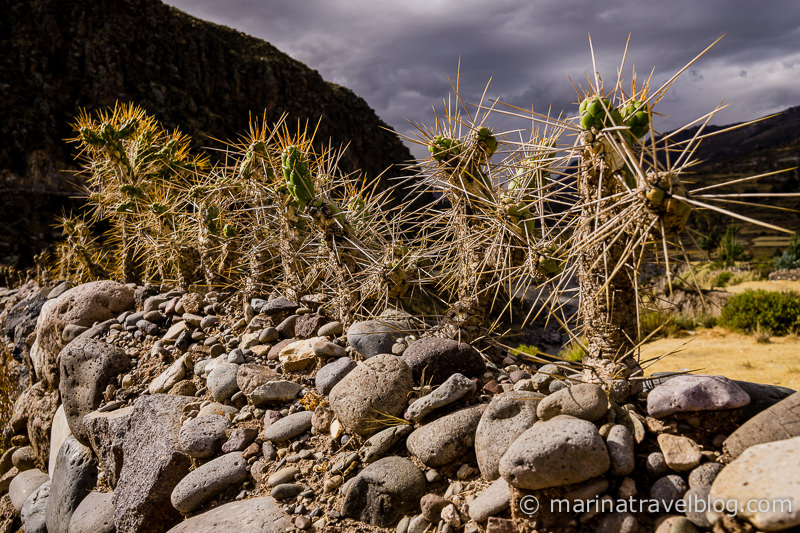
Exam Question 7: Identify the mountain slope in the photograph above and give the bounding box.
[0,0,417,266]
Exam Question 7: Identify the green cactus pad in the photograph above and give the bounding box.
[281,145,314,207]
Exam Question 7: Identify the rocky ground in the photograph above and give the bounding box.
[1,279,799,532]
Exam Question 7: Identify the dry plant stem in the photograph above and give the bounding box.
[577,136,641,383]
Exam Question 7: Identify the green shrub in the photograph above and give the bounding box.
[719,289,800,335]
[711,271,733,288]
[773,234,800,270]
[557,339,586,362]
[717,226,744,267]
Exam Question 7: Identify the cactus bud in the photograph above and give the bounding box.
[579,97,623,132]
[621,101,650,139]
[474,127,498,158]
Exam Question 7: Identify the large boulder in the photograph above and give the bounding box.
[406,406,483,467]
[35,281,134,387]
[329,354,413,436]
[724,391,800,458]
[341,456,426,527]
[113,394,193,533]
[21,480,50,533]
[164,497,292,533]
[646,375,750,418]
[170,453,249,513]
[59,338,130,445]
[401,337,486,385]
[475,391,543,480]
[45,436,97,533]
[83,407,134,487]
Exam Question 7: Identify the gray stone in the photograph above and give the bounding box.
[59,337,130,444]
[198,402,238,418]
[207,362,240,402]
[164,496,292,533]
[347,317,411,359]
[407,373,476,421]
[708,436,800,530]
[21,480,50,533]
[595,512,639,533]
[276,315,297,338]
[113,394,193,533]
[724,391,800,458]
[267,466,299,487]
[259,327,279,343]
[499,416,609,490]
[62,324,89,342]
[529,364,563,392]
[310,338,346,358]
[10,382,59,469]
[262,411,314,442]
[682,487,712,529]
[315,357,357,395]
[149,355,188,394]
[406,406,482,467]
[270,483,303,500]
[688,462,724,491]
[171,453,249,513]
[68,491,114,533]
[329,354,413,436]
[606,424,635,476]
[733,380,795,419]
[256,297,299,316]
[178,415,230,459]
[221,427,258,453]
[0,446,16,478]
[9,468,48,512]
[248,380,302,406]
[468,477,510,522]
[318,321,343,337]
[650,475,687,508]
[646,451,668,478]
[536,383,608,422]
[647,375,750,418]
[359,424,414,464]
[475,391,542,480]
[82,406,133,487]
[12,446,37,471]
[401,337,486,385]
[341,456,426,527]
[46,436,97,533]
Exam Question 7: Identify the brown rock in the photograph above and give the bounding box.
[657,434,701,472]
[236,364,280,396]
[294,314,328,338]
[178,293,203,315]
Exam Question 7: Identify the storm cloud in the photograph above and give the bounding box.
[165,0,800,157]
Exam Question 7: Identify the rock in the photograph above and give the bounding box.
[646,451,668,478]
[11,382,60,470]
[401,337,486,385]
[207,362,240,402]
[406,406,482,467]
[149,354,188,394]
[164,496,292,533]
[171,453,249,513]
[68,491,114,533]
[469,477,510,523]
[420,493,448,523]
[499,415,610,490]
[654,516,700,533]
[267,338,296,360]
[278,339,317,372]
[657,434,701,472]
[341,456,426,527]
[82,406,133,486]
[267,466,299,487]
[248,381,302,406]
[595,512,638,533]
[347,318,411,359]
[168,379,197,397]
[270,483,303,500]
[46,436,97,533]
[258,327,279,344]
[0,447,16,478]
[606,424,635,476]
[178,415,229,459]
[318,321,343,337]
[315,357,356,395]
[650,475,687,508]
[236,364,281,395]
[646,375,750,418]
[5,285,48,347]
[708,436,800,530]
[221,427,258,453]
[198,402,238,418]
[262,411,314,442]
[536,383,608,422]
[407,373,476,421]
[682,487,712,529]
[529,364,564,392]
[113,394,193,533]
[178,293,203,315]
[256,297,299,317]
[329,354,413,436]
[35,280,134,387]
[359,424,414,464]
[276,315,297,338]
[163,321,188,342]
[475,391,542,480]
[21,481,49,533]
[12,446,37,471]
[724,391,800,458]
[734,380,795,419]
[295,313,327,337]
[311,405,334,434]
[58,337,130,445]
[310,338,346,358]
[688,462,723,491]
[9,469,48,512]
[62,324,89,342]
[0,466,18,493]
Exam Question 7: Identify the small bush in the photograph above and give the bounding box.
[773,234,800,270]
[711,271,733,288]
[557,339,586,362]
[719,289,800,335]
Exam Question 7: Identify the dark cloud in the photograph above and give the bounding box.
[166,0,800,158]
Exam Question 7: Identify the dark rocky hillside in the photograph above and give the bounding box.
[0,0,417,267]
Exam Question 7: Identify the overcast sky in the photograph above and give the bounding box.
[165,0,800,158]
